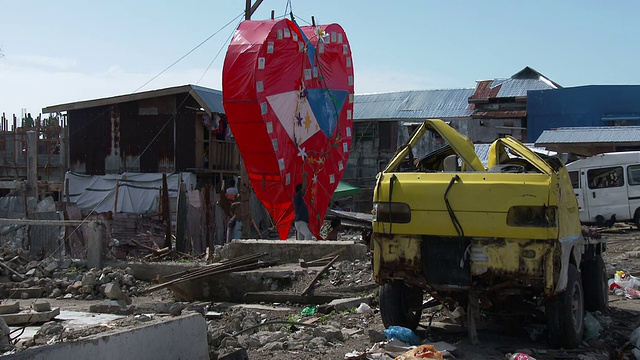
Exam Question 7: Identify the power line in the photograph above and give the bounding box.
[133,11,244,93]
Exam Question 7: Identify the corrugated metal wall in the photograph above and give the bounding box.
[528,85,640,143]
[68,94,198,175]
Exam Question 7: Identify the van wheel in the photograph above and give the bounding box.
[634,210,640,229]
[582,256,609,312]
[379,281,423,331]
[545,264,584,348]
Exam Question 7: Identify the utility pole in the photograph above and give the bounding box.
[245,0,263,20]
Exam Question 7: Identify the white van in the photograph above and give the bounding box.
[566,151,640,227]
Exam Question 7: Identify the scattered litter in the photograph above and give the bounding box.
[395,344,443,360]
[356,302,374,315]
[384,326,421,346]
[301,306,317,316]
[505,353,537,360]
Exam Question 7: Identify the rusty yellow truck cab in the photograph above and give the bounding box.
[372,119,606,348]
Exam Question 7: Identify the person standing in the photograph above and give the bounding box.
[326,218,342,240]
[294,173,314,240]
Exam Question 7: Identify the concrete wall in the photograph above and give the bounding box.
[4,313,208,360]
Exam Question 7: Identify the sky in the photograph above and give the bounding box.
[1,1,639,118]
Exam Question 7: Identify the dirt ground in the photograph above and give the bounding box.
[7,226,640,359]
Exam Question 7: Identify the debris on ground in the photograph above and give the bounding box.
[3,229,640,359]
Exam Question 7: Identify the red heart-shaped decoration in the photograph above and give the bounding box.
[223,19,354,239]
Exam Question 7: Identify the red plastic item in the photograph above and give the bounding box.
[223,19,354,239]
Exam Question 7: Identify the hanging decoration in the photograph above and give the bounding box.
[223,18,354,239]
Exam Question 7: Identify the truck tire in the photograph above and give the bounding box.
[545,264,584,348]
[582,256,609,312]
[379,281,423,331]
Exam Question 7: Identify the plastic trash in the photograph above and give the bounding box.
[356,302,374,315]
[507,353,537,360]
[395,345,443,360]
[383,325,421,346]
[626,287,640,299]
[614,270,640,290]
[300,306,316,316]
[583,312,602,339]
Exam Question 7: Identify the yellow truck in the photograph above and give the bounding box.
[372,119,607,348]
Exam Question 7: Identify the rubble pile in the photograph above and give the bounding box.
[0,246,145,301]
[208,305,379,359]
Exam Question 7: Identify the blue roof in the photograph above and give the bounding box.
[354,89,474,120]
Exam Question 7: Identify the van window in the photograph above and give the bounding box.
[628,164,640,186]
[568,171,580,189]
[587,166,624,189]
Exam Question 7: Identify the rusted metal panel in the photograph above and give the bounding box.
[28,212,63,258]
[68,106,110,175]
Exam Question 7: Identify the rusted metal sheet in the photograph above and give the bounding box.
[28,212,63,258]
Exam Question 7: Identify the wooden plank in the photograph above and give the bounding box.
[0,180,22,189]
[0,261,25,280]
[301,255,340,296]
[0,219,93,226]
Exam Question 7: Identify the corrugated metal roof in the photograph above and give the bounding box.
[354,89,474,120]
[469,78,557,101]
[536,126,640,144]
[494,78,556,97]
[190,85,224,114]
[43,84,224,114]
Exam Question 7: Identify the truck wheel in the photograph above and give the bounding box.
[545,264,584,348]
[582,256,609,312]
[379,281,423,330]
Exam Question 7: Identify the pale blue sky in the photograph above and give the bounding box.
[1,1,639,118]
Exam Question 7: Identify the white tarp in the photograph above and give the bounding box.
[65,172,197,214]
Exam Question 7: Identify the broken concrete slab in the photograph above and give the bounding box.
[226,239,368,264]
[89,300,133,315]
[228,304,292,312]
[2,313,209,360]
[0,308,60,325]
[243,292,340,305]
[317,296,374,313]
[8,287,44,299]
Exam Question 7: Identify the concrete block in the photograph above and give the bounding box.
[104,283,131,304]
[0,302,20,314]
[33,302,51,312]
[1,313,209,360]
